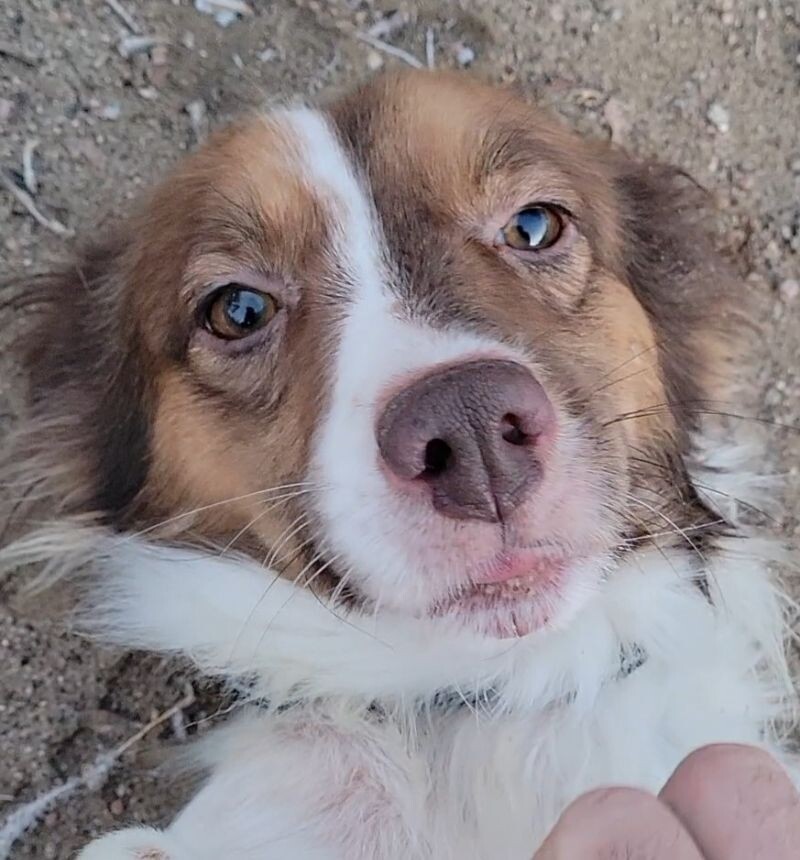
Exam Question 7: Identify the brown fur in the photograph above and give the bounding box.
[1,70,742,587]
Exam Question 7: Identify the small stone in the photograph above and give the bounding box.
[706,101,730,133]
[549,4,565,23]
[779,278,799,303]
[454,43,476,67]
[257,47,276,62]
[194,0,252,27]
[764,239,781,263]
[366,50,384,71]
[185,98,208,142]
[603,96,631,144]
[109,798,125,816]
[99,102,121,121]
[790,157,800,174]
[151,44,169,66]
[181,31,196,50]
[0,97,14,124]
[138,86,159,100]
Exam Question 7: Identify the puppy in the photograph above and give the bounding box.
[1,70,796,859]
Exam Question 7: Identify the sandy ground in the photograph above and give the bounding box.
[0,0,798,856]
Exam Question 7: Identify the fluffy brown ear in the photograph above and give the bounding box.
[608,155,753,443]
[1,237,153,549]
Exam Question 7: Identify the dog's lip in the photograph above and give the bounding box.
[429,546,569,618]
[468,546,568,584]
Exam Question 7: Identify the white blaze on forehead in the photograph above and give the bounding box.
[274,106,523,604]
[277,106,382,295]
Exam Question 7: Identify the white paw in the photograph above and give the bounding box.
[77,827,184,860]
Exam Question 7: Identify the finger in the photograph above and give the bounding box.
[533,786,703,859]
[660,743,800,860]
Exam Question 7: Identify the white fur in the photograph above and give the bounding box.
[70,529,795,859]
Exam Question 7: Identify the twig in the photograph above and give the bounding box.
[0,41,39,68]
[0,172,72,237]
[21,140,38,196]
[355,32,424,69]
[112,688,195,756]
[105,0,140,34]
[118,35,166,59]
[0,689,195,859]
[425,27,435,69]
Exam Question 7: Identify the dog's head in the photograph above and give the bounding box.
[3,71,741,643]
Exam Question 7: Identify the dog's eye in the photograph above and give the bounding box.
[501,205,565,252]
[205,285,278,339]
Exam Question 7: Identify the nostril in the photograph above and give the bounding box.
[423,438,452,477]
[500,413,529,447]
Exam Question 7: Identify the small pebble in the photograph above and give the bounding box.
[99,102,121,121]
[257,47,276,62]
[764,239,781,262]
[454,44,476,67]
[194,0,252,27]
[109,798,125,816]
[151,44,169,66]
[181,31,196,50]
[550,5,565,23]
[0,97,14,124]
[706,101,730,133]
[186,98,208,143]
[779,278,799,303]
[366,50,384,71]
[790,157,800,174]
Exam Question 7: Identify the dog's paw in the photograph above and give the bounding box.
[76,827,184,860]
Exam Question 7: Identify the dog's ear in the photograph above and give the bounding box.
[1,236,153,541]
[607,154,752,439]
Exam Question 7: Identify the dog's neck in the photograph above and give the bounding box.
[79,533,770,719]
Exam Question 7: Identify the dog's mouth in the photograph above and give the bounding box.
[300,535,580,640]
[428,548,572,638]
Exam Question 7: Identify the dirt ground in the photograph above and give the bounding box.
[0,0,798,856]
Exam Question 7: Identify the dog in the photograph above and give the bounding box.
[1,70,796,859]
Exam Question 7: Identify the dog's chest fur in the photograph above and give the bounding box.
[74,528,793,860]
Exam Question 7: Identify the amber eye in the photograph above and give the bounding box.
[501,205,565,252]
[205,285,278,340]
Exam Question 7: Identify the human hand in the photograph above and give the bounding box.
[534,744,800,859]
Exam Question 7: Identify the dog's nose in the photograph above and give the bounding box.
[376,360,555,522]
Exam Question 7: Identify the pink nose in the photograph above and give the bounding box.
[376,360,555,523]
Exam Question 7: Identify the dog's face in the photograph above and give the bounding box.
[7,72,735,640]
